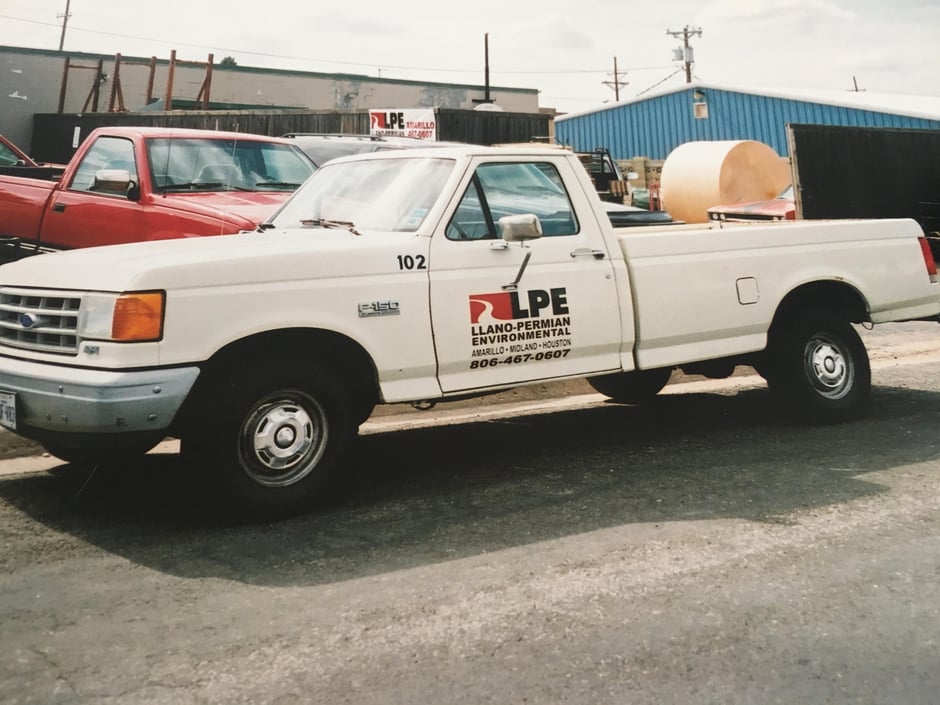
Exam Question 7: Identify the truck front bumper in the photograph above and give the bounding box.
[0,356,200,439]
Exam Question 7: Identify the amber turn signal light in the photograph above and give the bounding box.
[111,292,164,341]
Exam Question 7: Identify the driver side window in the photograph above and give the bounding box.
[447,178,493,240]
[69,136,137,193]
[446,161,579,241]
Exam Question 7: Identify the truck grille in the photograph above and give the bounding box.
[0,288,81,355]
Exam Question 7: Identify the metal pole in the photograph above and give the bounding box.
[483,33,491,103]
[57,0,71,51]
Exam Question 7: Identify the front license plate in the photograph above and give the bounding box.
[0,390,17,430]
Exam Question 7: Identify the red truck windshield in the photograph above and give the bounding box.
[145,137,315,192]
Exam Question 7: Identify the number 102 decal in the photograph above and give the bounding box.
[396,254,427,270]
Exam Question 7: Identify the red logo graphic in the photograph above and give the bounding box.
[469,292,513,324]
[370,112,386,130]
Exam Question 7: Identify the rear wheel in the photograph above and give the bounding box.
[766,312,870,424]
[182,362,354,519]
[587,367,673,404]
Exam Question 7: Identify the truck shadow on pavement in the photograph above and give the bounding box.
[3,383,940,587]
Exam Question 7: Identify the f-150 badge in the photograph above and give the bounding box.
[359,300,400,317]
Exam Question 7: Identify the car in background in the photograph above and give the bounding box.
[0,134,40,167]
[0,134,67,174]
[707,185,796,222]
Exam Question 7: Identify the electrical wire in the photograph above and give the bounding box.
[1,13,674,77]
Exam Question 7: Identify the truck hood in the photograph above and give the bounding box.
[159,191,292,227]
[0,228,400,292]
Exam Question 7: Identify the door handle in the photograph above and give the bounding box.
[570,248,605,260]
[52,202,66,213]
[489,241,509,250]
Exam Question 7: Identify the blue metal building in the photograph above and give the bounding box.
[554,82,940,161]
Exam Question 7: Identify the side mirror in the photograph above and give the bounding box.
[92,168,138,200]
[499,213,543,243]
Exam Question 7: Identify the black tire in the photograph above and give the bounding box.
[182,362,355,520]
[352,399,376,426]
[587,367,673,404]
[765,312,871,424]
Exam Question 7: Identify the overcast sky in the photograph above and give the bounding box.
[2,0,938,112]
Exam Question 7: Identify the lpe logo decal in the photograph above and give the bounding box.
[468,288,572,360]
[469,288,568,324]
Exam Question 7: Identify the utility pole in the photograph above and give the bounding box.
[472,32,493,106]
[57,0,72,51]
[666,25,702,83]
[849,75,866,92]
[602,56,628,101]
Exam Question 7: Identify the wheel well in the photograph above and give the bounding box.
[771,281,869,331]
[172,328,378,433]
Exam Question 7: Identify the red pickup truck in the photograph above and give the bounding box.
[0,126,316,258]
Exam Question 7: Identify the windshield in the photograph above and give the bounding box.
[146,137,316,192]
[270,156,455,232]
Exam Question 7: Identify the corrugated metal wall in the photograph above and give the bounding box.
[555,87,940,161]
[30,109,553,164]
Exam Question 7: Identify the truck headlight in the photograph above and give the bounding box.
[81,291,165,342]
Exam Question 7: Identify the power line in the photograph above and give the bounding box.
[2,13,673,77]
[636,69,684,96]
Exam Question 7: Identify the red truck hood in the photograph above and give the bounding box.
[160,191,291,227]
[707,189,796,223]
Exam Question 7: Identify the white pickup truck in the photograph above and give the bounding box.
[0,145,937,518]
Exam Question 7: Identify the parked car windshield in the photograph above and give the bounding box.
[270,156,455,232]
[145,137,315,192]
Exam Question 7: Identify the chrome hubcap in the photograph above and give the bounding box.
[239,394,328,488]
[805,336,852,399]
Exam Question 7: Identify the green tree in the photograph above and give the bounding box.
[219,56,237,68]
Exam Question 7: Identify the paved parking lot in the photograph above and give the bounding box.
[2,322,940,704]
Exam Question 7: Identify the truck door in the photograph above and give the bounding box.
[429,158,623,393]
[37,135,143,249]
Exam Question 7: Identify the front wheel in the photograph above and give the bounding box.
[182,364,354,519]
[766,313,871,424]
[587,367,673,404]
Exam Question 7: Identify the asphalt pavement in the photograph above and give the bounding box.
[3,321,940,704]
